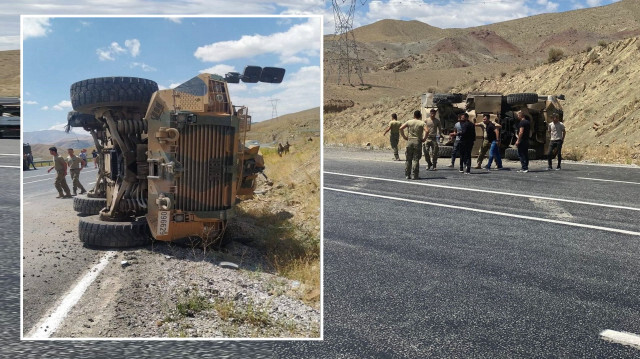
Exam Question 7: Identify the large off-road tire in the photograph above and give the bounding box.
[73,195,107,215]
[504,148,538,161]
[78,215,151,248]
[505,93,538,105]
[438,145,453,158]
[433,93,464,104]
[70,76,159,114]
[505,148,520,160]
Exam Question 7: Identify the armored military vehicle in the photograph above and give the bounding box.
[421,92,565,159]
[67,66,284,247]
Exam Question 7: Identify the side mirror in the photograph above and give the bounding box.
[225,72,241,83]
[260,67,285,83]
[241,66,262,83]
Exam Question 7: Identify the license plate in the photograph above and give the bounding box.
[158,211,170,236]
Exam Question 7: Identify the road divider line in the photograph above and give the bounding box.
[577,177,640,185]
[25,251,116,339]
[324,171,640,212]
[23,178,53,184]
[0,165,21,169]
[600,329,640,349]
[0,153,20,156]
[324,187,640,237]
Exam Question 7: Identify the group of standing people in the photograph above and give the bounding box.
[384,109,566,178]
[47,147,88,198]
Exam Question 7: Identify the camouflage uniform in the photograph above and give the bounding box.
[403,119,426,179]
[388,120,402,160]
[476,138,491,168]
[53,155,72,197]
[67,154,87,195]
[423,116,442,169]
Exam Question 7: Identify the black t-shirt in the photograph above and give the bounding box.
[459,121,475,144]
[518,119,530,143]
[485,122,497,142]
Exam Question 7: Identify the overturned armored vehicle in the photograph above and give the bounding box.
[67,66,285,247]
[421,92,565,159]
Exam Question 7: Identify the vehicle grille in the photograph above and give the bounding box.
[175,124,234,212]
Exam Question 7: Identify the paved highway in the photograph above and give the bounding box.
[276,147,638,358]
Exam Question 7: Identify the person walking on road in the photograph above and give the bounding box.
[447,114,464,168]
[515,110,531,173]
[66,148,87,196]
[478,114,503,170]
[92,149,98,168]
[400,110,428,180]
[79,149,88,168]
[47,146,72,198]
[27,152,37,170]
[458,113,475,174]
[547,112,565,170]
[423,108,442,171]
[383,113,403,161]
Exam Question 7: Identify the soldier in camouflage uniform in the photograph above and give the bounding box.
[66,148,87,196]
[383,113,402,160]
[423,108,442,171]
[47,147,72,198]
[400,110,429,180]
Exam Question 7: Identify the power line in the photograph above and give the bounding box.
[327,0,368,86]
[269,98,280,120]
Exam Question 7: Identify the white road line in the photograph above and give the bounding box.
[24,251,116,339]
[23,178,53,184]
[600,329,640,349]
[324,187,640,237]
[324,171,640,212]
[577,177,640,185]
[0,165,20,168]
[0,153,19,156]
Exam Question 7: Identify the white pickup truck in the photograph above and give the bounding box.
[0,97,20,138]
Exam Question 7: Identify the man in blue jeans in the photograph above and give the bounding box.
[447,114,464,168]
[515,110,530,173]
[480,114,503,170]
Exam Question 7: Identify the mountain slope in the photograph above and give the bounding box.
[324,36,640,165]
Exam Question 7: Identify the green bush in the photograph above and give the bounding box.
[598,40,607,47]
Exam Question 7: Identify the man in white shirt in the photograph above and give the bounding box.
[547,112,566,170]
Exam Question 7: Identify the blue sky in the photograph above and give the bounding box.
[22,16,321,132]
[0,0,622,51]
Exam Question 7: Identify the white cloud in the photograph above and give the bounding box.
[23,17,51,39]
[365,0,534,28]
[24,100,38,105]
[96,41,126,61]
[199,64,236,76]
[169,82,182,89]
[194,17,321,63]
[131,62,156,72]
[167,17,182,24]
[279,56,310,65]
[125,38,140,57]
[537,0,559,11]
[52,100,72,111]
[586,0,603,6]
[0,35,19,50]
[40,106,49,110]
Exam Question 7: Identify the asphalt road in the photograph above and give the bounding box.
[275,147,638,358]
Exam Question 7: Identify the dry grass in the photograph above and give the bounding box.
[236,139,321,307]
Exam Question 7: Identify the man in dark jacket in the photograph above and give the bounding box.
[515,110,531,173]
[458,113,475,174]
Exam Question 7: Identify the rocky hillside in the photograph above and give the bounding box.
[325,0,640,106]
[0,50,19,96]
[248,107,320,145]
[324,35,640,165]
